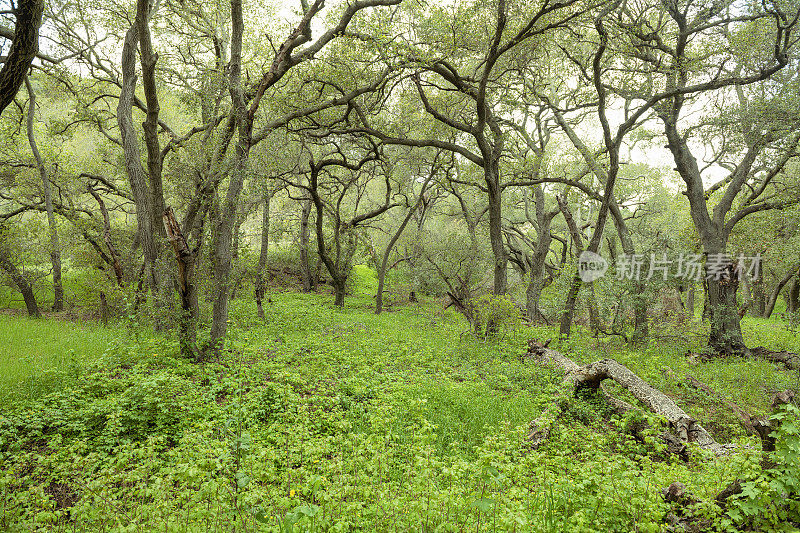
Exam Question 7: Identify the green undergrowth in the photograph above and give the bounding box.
[0,292,797,531]
[0,315,124,404]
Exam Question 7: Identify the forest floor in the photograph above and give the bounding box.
[0,291,798,531]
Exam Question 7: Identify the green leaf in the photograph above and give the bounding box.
[471,497,495,512]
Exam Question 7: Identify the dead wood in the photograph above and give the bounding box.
[684,345,799,371]
[750,346,799,371]
[527,339,728,455]
[685,375,757,435]
[752,390,796,470]
[662,480,737,532]
[661,390,795,531]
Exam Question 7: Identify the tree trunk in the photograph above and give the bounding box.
[787,278,799,314]
[752,276,765,317]
[706,260,748,356]
[208,0,250,356]
[99,291,109,326]
[228,211,246,301]
[208,150,248,355]
[136,0,166,248]
[686,285,696,318]
[662,118,747,355]
[485,161,507,296]
[117,20,160,303]
[255,190,271,320]
[608,200,648,343]
[25,78,63,311]
[525,228,551,323]
[299,198,314,292]
[376,177,432,314]
[560,273,582,338]
[556,195,585,338]
[309,166,360,309]
[333,279,346,307]
[526,187,554,323]
[765,268,799,319]
[163,207,199,360]
[630,286,649,343]
[587,283,602,334]
[0,0,43,117]
[0,243,40,318]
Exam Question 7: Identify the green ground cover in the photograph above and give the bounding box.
[0,292,797,531]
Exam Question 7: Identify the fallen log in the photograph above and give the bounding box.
[661,390,795,530]
[527,339,729,455]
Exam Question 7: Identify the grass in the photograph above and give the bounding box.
[0,314,124,404]
[0,289,797,531]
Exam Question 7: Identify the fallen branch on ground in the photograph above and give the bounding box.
[526,339,729,455]
[661,390,796,531]
[685,375,757,435]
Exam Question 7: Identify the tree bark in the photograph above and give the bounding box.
[788,278,799,314]
[556,195,589,337]
[299,197,314,292]
[207,0,250,354]
[486,160,507,296]
[752,275,766,317]
[0,237,40,318]
[163,207,199,360]
[135,0,166,245]
[333,281,346,307]
[99,291,109,326]
[117,20,160,301]
[686,285,696,318]
[228,211,247,301]
[661,103,749,356]
[525,224,552,323]
[25,78,62,311]
[255,189,271,319]
[0,0,43,117]
[764,265,799,318]
[525,186,556,323]
[706,261,748,356]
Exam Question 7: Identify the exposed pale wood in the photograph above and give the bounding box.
[163,207,198,360]
[527,340,728,455]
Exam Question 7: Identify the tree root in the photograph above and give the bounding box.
[750,346,799,371]
[685,346,799,371]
